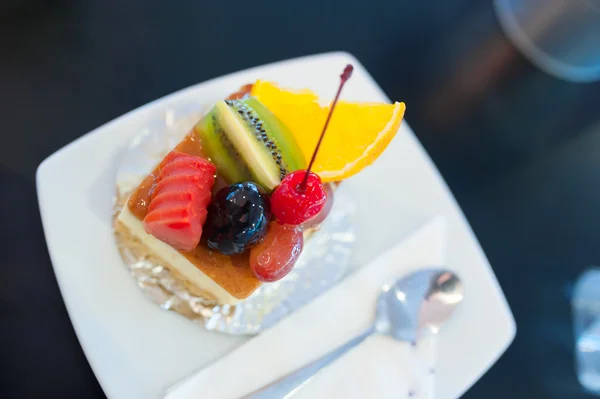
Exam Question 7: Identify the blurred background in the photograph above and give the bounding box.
[1,0,600,397]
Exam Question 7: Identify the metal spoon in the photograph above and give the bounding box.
[241,268,464,398]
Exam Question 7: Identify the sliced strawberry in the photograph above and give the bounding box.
[160,165,211,180]
[152,183,212,206]
[153,174,213,198]
[144,207,192,223]
[144,204,205,251]
[145,207,208,233]
[143,151,216,252]
[158,151,189,168]
[156,186,211,204]
[147,191,194,214]
[148,194,211,217]
[160,156,216,177]
[143,220,201,252]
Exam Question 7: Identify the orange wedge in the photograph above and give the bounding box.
[250,81,405,182]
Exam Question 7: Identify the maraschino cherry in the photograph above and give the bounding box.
[270,64,353,225]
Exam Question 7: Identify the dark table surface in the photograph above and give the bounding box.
[2,0,600,398]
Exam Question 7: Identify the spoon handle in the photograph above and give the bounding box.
[240,326,375,398]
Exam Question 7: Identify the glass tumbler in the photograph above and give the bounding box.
[495,0,600,82]
[573,268,600,394]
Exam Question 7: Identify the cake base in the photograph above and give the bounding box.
[115,206,249,305]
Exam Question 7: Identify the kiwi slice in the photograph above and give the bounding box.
[194,111,252,184]
[195,98,306,192]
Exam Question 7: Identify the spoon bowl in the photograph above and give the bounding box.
[375,269,464,342]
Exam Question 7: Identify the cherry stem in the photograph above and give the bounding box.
[300,64,354,191]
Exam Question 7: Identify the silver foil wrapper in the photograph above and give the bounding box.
[113,105,356,335]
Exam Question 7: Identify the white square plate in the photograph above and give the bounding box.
[37,52,515,399]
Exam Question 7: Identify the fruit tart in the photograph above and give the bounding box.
[115,65,405,305]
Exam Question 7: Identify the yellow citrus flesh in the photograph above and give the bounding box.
[250,81,405,182]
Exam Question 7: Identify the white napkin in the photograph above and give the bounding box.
[166,217,446,399]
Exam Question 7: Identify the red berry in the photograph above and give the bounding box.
[250,222,303,282]
[270,170,327,225]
